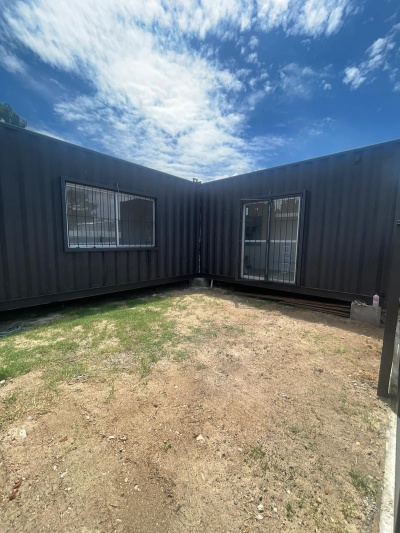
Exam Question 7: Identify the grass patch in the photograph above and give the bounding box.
[339,395,359,416]
[222,324,245,333]
[286,501,294,519]
[248,445,266,461]
[104,381,116,404]
[173,349,190,362]
[0,294,179,385]
[349,469,376,498]
[3,391,18,406]
[334,347,347,354]
[340,496,355,521]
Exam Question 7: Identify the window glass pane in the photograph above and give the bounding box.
[267,196,300,284]
[244,202,268,241]
[66,183,116,247]
[65,182,155,249]
[242,201,268,279]
[243,242,267,278]
[118,194,155,247]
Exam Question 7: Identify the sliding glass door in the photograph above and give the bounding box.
[241,195,301,284]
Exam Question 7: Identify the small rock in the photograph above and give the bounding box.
[316,497,322,504]
[273,507,278,513]
[134,485,141,491]
[196,434,205,442]
[60,471,68,478]
[233,500,238,506]
[0,380,5,386]
[108,435,116,440]
[256,514,264,520]
[258,503,264,512]
[10,427,27,440]
[124,478,128,483]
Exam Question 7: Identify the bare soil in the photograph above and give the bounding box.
[0,289,389,532]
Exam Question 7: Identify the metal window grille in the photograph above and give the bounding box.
[65,182,155,248]
[241,195,301,284]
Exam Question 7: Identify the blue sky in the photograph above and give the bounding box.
[0,0,399,181]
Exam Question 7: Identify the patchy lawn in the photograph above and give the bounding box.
[0,288,388,532]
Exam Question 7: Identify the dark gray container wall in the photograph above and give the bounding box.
[201,141,400,302]
[0,124,200,311]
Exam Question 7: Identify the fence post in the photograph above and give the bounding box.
[378,185,400,397]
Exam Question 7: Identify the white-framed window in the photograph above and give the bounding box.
[241,195,301,284]
[65,182,155,249]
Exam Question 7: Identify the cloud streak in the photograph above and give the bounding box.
[1,0,356,179]
[343,25,400,90]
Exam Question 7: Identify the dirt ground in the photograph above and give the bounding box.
[0,289,390,532]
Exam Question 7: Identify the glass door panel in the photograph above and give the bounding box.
[241,201,268,279]
[267,196,301,284]
[240,196,301,284]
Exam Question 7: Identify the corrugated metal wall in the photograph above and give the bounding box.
[201,141,400,301]
[1,123,399,310]
[0,124,200,310]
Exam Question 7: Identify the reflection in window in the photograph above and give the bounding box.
[118,194,155,247]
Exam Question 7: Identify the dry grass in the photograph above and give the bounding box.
[0,288,388,532]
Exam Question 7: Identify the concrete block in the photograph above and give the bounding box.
[350,302,381,327]
[190,277,210,288]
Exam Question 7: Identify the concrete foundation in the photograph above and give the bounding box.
[350,302,381,327]
[190,277,210,288]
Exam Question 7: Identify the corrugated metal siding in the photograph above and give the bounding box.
[0,124,200,310]
[201,142,400,301]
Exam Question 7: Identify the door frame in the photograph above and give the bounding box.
[236,190,307,286]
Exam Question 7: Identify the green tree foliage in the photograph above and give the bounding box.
[0,103,27,128]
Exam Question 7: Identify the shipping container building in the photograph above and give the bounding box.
[0,122,399,311]
[0,123,200,311]
[200,140,400,304]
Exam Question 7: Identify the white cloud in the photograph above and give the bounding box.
[342,25,400,90]
[264,81,275,94]
[394,82,400,93]
[248,35,259,49]
[322,82,332,90]
[246,52,259,64]
[302,116,334,136]
[0,0,358,179]
[279,63,330,99]
[256,0,356,37]
[0,45,26,74]
[343,67,366,89]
